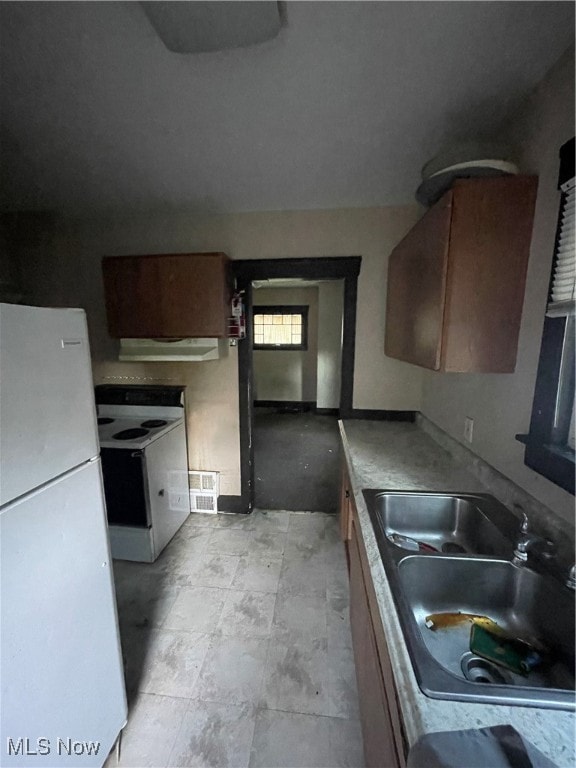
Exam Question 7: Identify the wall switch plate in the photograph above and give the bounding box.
[464,417,474,444]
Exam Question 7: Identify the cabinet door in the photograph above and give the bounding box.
[385,195,452,370]
[339,460,353,543]
[441,176,538,372]
[102,252,230,338]
[349,519,404,768]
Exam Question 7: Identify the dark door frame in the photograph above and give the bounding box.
[229,256,362,513]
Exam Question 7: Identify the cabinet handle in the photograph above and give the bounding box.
[345,489,350,499]
[158,489,165,497]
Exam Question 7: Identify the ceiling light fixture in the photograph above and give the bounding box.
[141,1,282,54]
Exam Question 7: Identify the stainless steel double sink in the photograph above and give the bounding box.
[363,490,575,710]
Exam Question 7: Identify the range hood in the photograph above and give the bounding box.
[119,338,221,362]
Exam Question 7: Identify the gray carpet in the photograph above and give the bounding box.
[253,408,340,513]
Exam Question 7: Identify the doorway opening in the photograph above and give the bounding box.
[233,257,361,514]
[252,277,343,512]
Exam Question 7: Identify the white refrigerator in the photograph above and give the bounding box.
[0,303,127,767]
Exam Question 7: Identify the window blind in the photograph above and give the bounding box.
[548,177,576,317]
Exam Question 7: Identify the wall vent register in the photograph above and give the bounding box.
[189,470,219,514]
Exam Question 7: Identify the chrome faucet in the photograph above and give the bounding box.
[566,565,576,590]
[512,513,555,567]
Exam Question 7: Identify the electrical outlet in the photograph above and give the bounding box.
[464,417,474,444]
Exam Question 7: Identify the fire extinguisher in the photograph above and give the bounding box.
[229,291,246,339]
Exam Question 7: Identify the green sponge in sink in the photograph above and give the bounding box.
[469,624,543,676]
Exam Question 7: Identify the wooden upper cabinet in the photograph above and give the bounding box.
[385,176,538,372]
[102,252,231,338]
[385,195,452,370]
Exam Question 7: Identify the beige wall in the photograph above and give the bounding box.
[19,204,422,498]
[421,47,575,524]
[253,286,319,402]
[317,281,344,409]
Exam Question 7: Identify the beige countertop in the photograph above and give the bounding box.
[339,418,575,767]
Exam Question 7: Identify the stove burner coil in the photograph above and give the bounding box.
[141,419,168,428]
[112,428,149,440]
[98,417,115,425]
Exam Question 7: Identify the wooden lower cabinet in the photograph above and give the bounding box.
[339,460,353,544]
[349,514,406,768]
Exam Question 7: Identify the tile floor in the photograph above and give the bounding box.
[107,509,365,768]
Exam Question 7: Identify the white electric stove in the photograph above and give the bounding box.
[95,385,191,562]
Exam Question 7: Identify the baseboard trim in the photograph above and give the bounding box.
[254,401,341,417]
[217,495,249,514]
[254,400,316,413]
[348,409,416,422]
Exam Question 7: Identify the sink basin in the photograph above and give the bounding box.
[362,489,576,709]
[397,556,575,708]
[363,490,513,557]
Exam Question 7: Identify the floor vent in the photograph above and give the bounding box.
[190,492,218,513]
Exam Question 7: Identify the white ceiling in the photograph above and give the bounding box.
[0,1,574,216]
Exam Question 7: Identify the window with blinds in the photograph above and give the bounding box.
[550,176,576,451]
[548,177,575,317]
[519,136,575,495]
